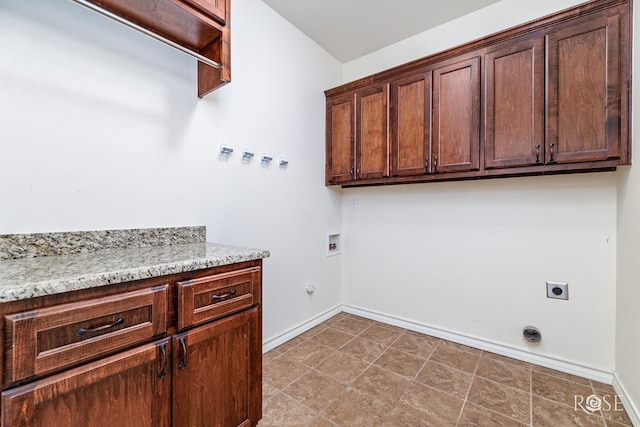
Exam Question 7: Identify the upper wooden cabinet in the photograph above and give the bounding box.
[546,10,625,164]
[182,0,227,25]
[484,37,545,169]
[326,94,355,184]
[326,84,390,184]
[325,0,631,187]
[390,72,432,177]
[433,57,481,174]
[73,0,231,97]
[356,84,390,180]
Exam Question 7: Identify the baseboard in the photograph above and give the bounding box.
[342,304,615,385]
[613,372,640,426]
[262,305,342,353]
[263,305,637,424]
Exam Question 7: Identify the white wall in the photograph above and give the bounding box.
[615,0,640,415]
[343,0,586,81]
[0,0,344,340]
[340,0,618,372]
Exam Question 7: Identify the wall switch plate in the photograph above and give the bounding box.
[546,281,569,300]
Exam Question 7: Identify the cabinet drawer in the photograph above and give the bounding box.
[4,285,168,385]
[177,267,261,330]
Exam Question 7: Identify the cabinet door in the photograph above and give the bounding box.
[484,38,544,169]
[546,12,622,164]
[173,308,261,427]
[390,72,432,176]
[1,339,171,427]
[326,94,355,184]
[433,57,480,173]
[356,84,389,179]
[181,0,227,25]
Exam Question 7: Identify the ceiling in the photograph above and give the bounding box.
[261,0,503,62]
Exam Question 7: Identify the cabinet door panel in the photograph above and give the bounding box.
[356,85,389,179]
[485,38,544,169]
[326,94,355,184]
[173,308,261,427]
[181,0,227,25]
[433,57,480,173]
[390,72,432,176]
[546,13,621,163]
[1,340,171,427]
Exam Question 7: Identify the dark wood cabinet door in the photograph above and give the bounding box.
[433,57,480,173]
[390,72,432,176]
[326,94,355,184]
[182,0,227,25]
[546,11,622,164]
[356,84,389,179]
[1,339,171,427]
[173,307,261,427]
[484,38,544,169]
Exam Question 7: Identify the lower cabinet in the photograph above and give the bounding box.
[2,339,171,427]
[173,308,261,427]
[0,261,263,427]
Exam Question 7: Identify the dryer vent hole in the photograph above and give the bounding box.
[523,326,542,344]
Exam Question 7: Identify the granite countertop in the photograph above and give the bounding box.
[0,227,269,303]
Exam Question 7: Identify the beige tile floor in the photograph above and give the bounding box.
[258,312,634,427]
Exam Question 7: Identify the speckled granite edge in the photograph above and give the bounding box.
[0,226,206,260]
[0,243,270,302]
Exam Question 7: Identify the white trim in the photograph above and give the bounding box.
[613,372,640,426]
[262,305,342,353]
[263,304,615,385]
[342,304,615,384]
[262,305,640,423]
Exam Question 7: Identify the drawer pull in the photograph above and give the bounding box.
[158,344,167,378]
[211,289,237,301]
[75,317,124,337]
[179,337,187,370]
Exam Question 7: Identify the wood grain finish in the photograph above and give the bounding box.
[197,0,232,96]
[1,339,171,427]
[546,12,622,163]
[173,307,261,427]
[433,57,480,173]
[182,0,227,25]
[325,0,631,188]
[0,260,264,426]
[485,38,544,169]
[390,72,432,177]
[4,285,168,385]
[177,266,260,330]
[80,0,231,97]
[326,94,356,184]
[356,84,389,179]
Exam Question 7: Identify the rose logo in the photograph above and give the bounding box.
[585,395,602,413]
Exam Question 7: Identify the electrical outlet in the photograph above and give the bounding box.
[546,282,568,300]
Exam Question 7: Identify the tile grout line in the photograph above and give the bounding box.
[455,348,483,426]
[265,314,630,426]
[589,379,608,426]
[530,364,533,427]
